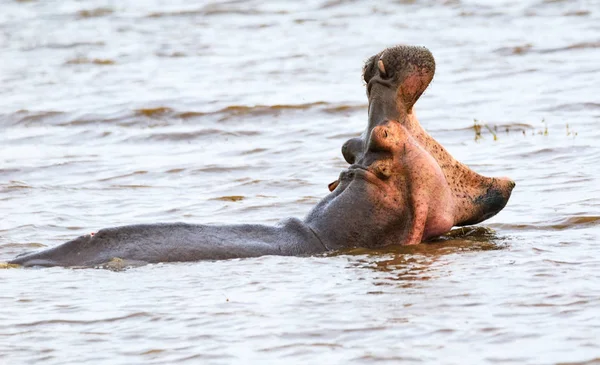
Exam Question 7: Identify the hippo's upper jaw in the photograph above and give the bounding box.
[340,44,515,228]
[363,45,435,120]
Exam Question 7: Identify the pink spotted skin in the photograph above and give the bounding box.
[341,45,515,231]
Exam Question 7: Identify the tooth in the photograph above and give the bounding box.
[378,59,386,75]
[328,180,339,192]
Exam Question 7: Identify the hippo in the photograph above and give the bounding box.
[8,45,515,268]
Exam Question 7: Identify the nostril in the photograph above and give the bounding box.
[368,126,393,153]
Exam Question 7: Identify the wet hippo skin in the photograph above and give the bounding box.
[10,120,454,267]
[338,45,515,226]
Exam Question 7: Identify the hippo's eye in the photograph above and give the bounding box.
[363,55,378,84]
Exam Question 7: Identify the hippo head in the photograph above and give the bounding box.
[338,45,515,228]
[308,119,455,248]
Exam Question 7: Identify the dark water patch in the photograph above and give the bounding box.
[1,181,32,190]
[97,170,148,182]
[155,51,187,58]
[538,102,600,112]
[495,44,534,56]
[0,242,45,249]
[76,7,114,19]
[133,102,329,122]
[497,42,600,56]
[146,5,287,18]
[4,110,65,126]
[238,179,265,186]
[109,184,154,189]
[338,226,505,260]
[491,215,600,231]
[563,10,591,16]
[458,9,505,17]
[177,111,208,119]
[241,148,269,155]
[1,102,356,127]
[506,145,592,159]
[556,358,600,365]
[239,22,277,29]
[135,129,261,142]
[322,104,366,114]
[135,107,173,117]
[0,168,21,175]
[539,41,600,53]
[12,312,153,328]
[65,58,115,66]
[259,342,343,353]
[295,196,320,204]
[211,195,245,202]
[212,102,328,121]
[191,165,253,174]
[21,41,105,51]
[546,216,600,230]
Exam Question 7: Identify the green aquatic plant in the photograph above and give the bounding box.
[484,124,498,141]
[566,123,578,137]
[473,119,482,141]
[472,119,498,141]
[473,118,578,140]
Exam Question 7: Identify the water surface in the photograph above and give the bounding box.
[1,0,600,364]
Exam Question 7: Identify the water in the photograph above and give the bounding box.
[1,0,599,363]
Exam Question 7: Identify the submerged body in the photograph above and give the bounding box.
[10,220,324,267]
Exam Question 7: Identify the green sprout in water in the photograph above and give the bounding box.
[473,119,482,141]
[473,118,575,141]
[485,124,498,141]
[539,118,549,136]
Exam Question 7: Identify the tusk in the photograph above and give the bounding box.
[328,179,340,192]
[377,59,386,75]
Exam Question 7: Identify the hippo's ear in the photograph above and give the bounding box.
[379,46,436,113]
[362,54,379,84]
[341,137,363,164]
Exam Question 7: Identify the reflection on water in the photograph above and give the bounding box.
[343,227,507,284]
[1,0,600,364]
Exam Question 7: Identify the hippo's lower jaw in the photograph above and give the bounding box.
[458,178,516,226]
